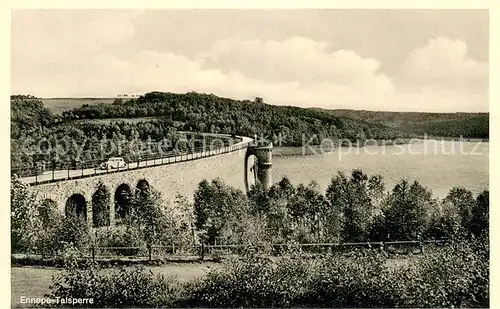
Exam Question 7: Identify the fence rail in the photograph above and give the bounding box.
[13,240,449,262]
[13,135,251,186]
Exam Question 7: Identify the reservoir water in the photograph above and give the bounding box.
[271,140,489,199]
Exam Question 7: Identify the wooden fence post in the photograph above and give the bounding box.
[148,245,152,261]
[200,243,205,261]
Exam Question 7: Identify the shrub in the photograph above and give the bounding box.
[307,253,396,307]
[48,256,182,307]
[396,238,489,308]
[94,226,146,256]
[47,240,488,308]
[53,214,91,252]
[185,241,488,308]
[186,255,315,307]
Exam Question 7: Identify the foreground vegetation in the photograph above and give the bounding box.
[11,169,489,256]
[44,237,487,308]
[11,166,489,307]
[11,263,215,307]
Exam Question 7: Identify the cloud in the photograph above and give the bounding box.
[402,37,488,89]
[396,37,488,112]
[11,15,488,113]
[123,38,397,110]
[201,37,395,94]
[11,11,141,101]
[13,31,398,110]
[78,17,136,53]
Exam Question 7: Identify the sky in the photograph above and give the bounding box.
[11,9,489,112]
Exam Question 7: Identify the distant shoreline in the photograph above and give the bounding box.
[274,138,489,157]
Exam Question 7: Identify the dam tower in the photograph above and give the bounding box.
[244,140,273,192]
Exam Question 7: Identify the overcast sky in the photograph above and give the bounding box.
[11,10,488,112]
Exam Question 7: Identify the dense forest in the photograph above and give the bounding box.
[61,92,410,144]
[62,92,488,139]
[11,95,192,171]
[11,92,489,171]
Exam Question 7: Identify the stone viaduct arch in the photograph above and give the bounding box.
[65,193,87,220]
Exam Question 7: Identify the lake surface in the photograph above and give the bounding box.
[271,140,489,199]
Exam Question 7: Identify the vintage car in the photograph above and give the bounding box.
[99,157,127,169]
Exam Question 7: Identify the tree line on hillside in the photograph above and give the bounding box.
[61,92,409,145]
[11,93,489,172]
[11,95,222,171]
[319,108,489,138]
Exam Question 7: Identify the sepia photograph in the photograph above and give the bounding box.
[9,7,490,308]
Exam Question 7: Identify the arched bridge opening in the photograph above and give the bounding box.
[115,184,132,221]
[65,194,87,221]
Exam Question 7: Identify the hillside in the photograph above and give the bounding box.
[60,92,409,146]
[12,93,412,172]
[11,93,489,171]
[43,93,488,140]
[314,109,489,138]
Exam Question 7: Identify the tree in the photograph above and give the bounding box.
[128,187,168,245]
[470,190,489,238]
[248,182,270,215]
[37,199,63,255]
[427,187,476,240]
[268,177,296,200]
[254,97,264,104]
[325,170,383,242]
[444,187,475,232]
[113,98,124,105]
[92,181,111,227]
[55,213,90,251]
[11,177,42,253]
[384,180,435,241]
[193,178,250,244]
[173,194,197,245]
[426,200,461,240]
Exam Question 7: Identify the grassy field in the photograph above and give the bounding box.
[73,117,157,124]
[11,263,218,308]
[11,267,60,308]
[41,98,115,114]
